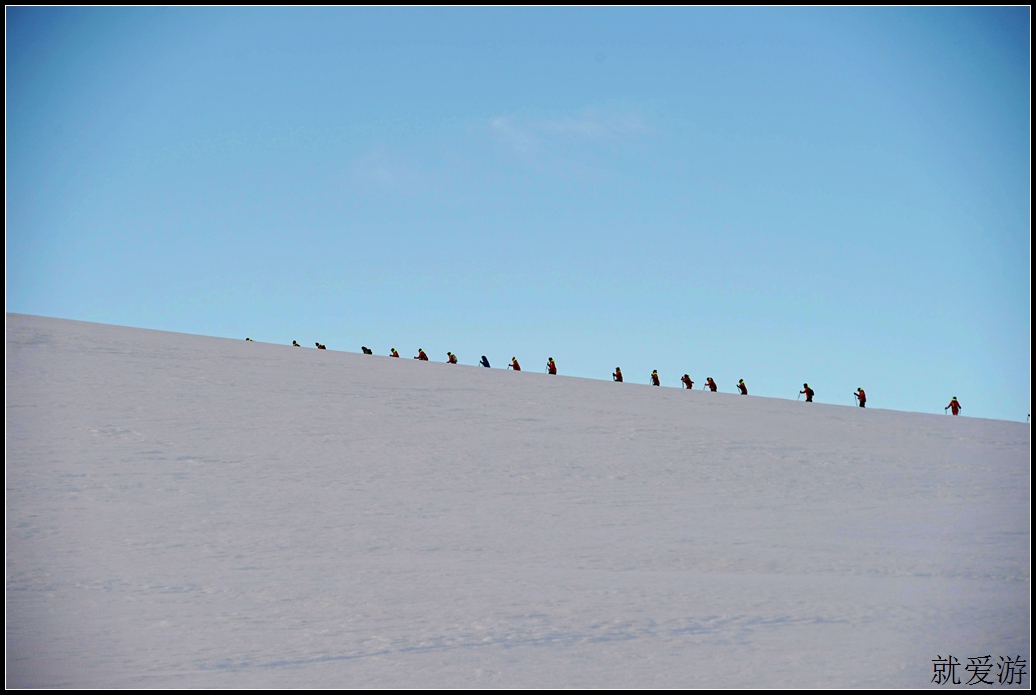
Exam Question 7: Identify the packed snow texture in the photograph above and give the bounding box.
[6,314,1030,687]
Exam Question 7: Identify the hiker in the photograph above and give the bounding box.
[681,374,694,389]
[855,388,866,408]
[480,356,491,368]
[447,352,458,364]
[945,397,962,416]
[705,377,717,392]
[361,346,373,355]
[390,348,400,358]
[292,340,301,347]
[737,379,748,395]
[651,370,660,386]
[415,349,429,361]
[546,358,557,375]
[315,343,326,350]
[800,383,814,402]
[509,357,521,371]
[613,367,623,383]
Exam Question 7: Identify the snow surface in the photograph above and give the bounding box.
[6,313,1030,687]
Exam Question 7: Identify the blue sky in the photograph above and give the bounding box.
[6,7,1030,420]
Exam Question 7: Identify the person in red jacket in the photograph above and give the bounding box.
[737,379,748,395]
[651,370,660,386]
[613,367,623,382]
[447,352,458,364]
[855,388,866,408]
[390,348,400,358]
[800,383,814,402]
[681,374,694,389]
[509,357,521,371]
[945,397,962,415]
[546,358,557,375]
[705,377,717,392]
[415,349,429,361]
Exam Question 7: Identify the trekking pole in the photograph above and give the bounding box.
[797,393,801,401]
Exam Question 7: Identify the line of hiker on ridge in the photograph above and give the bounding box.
[257,339,966,414]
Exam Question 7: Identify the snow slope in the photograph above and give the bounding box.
[6,314,1030,687]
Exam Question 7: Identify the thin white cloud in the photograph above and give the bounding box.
[486,108,646,160]
[533,109,648,141]
[348,149,397,184]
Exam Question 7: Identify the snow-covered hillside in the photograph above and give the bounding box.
[6,314,1030,687]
